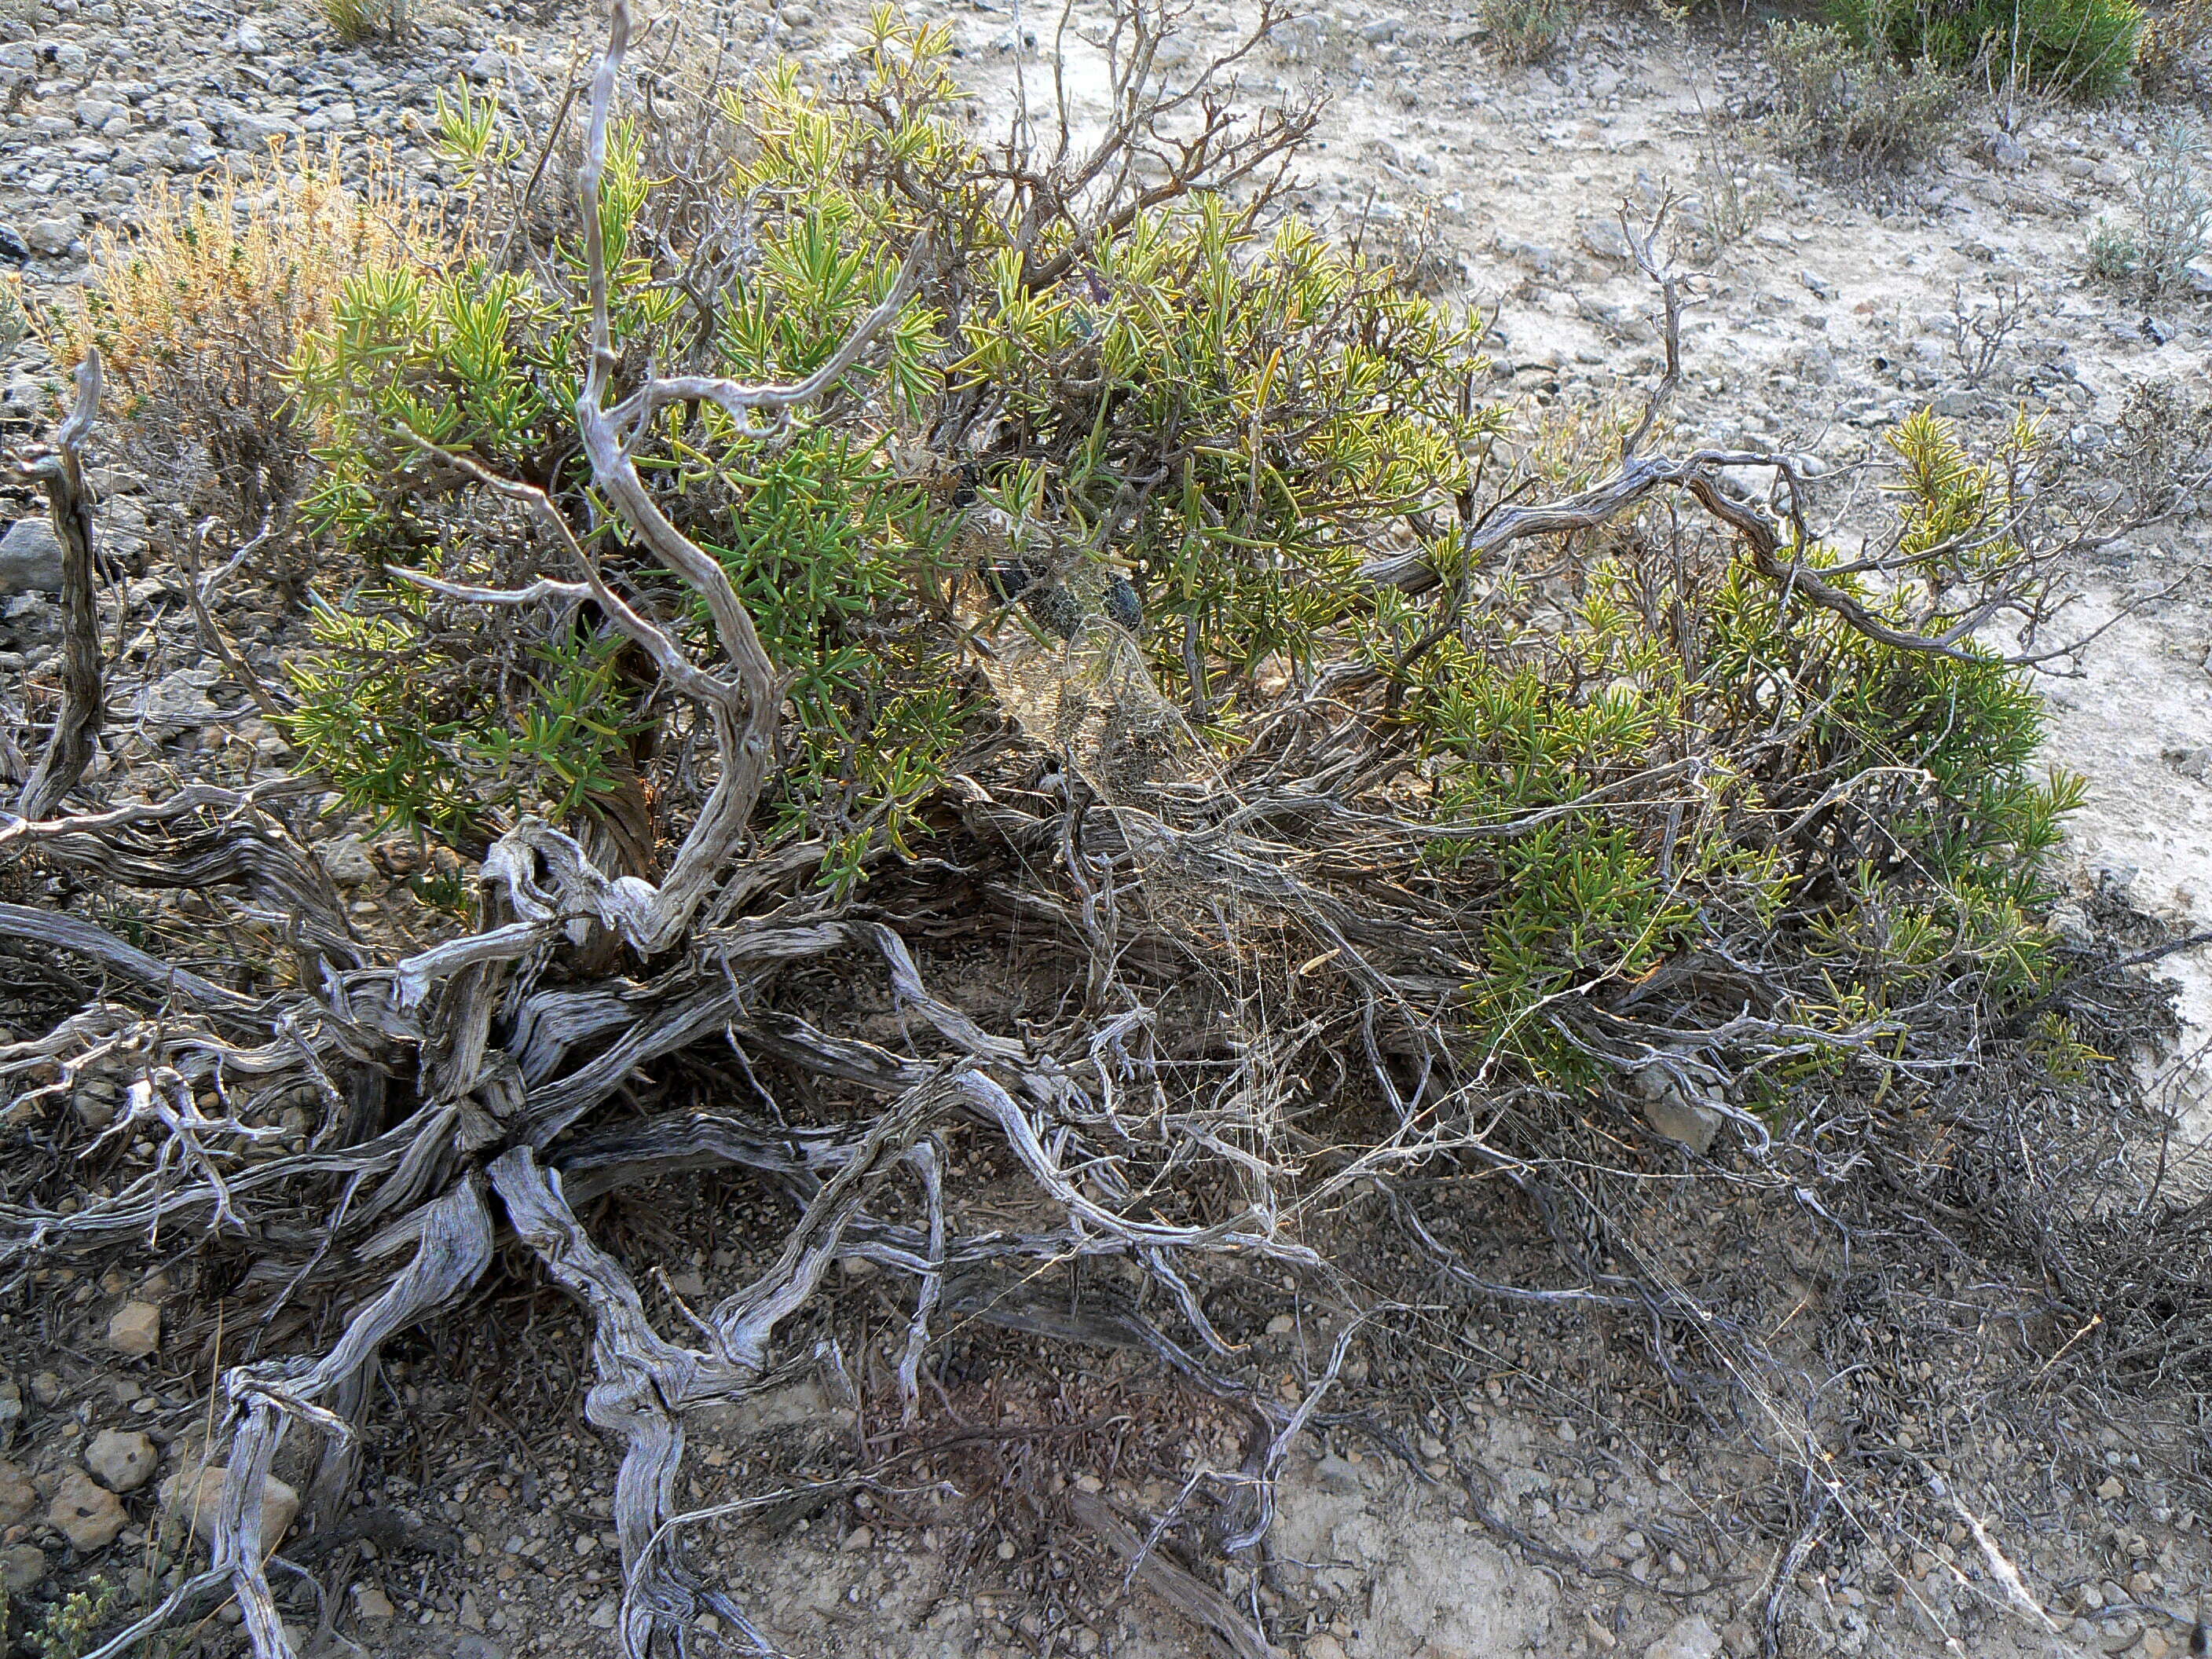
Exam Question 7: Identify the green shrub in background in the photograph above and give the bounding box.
[1478,0,1586,63]
[2078,116,2212,296]
[2135,0,2212,97]
[1767,23,1961,171]
[0,1580,125,1659]
[1827,0,2144,97]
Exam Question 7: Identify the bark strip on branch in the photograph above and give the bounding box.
[11,350,104,819]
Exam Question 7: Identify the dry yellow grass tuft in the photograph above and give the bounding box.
[46,142,456,537]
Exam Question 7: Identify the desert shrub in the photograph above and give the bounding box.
[2083,114,2212,294]
[0,1579,125,1659]
[1685,120,1771,259]
[961,200,1493,701]
[1828,0,2144,97]
[287,246,954,859]
[2136,0,2212,96]
[2086,216,2141,278]
[2134,114,2212,291]
[2108,375,2212,517]
[284,16,2071,1071]
[50,146,449,550]
[1766,23,1960,172]
[6,9,2136,1653]
[0,274,23,361]
[1479,0,1585,63]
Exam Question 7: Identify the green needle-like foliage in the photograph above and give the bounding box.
[280,16,2075,1092]
[965,201,1498,700]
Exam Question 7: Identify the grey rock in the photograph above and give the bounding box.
[352,1584,396,1620]
[86,1427,157,1492]
[0,1459,34,1526]
[0,518,64,595]
[1716,463,1776,503]
[0,1544,45,1593]
[22,216,77,256]
[466,47,511,80]
[1359,15,1404,42]
[1641,1090,1725,1155]
[1313,1454,1362,1494]
[230,110,298,148]
[2047,899,2093,945]
[129,666,227,725]
[160,1463,300,1551]
[1646,1614,1723,1659]
[1578,217,1632,263]
[106,1299,160,1357]
[49,1470,126,1551]
[2169,745,2212,783]
[1990,134,2030,170]
[1496,235,1569,277]
[231,17,265,53]
[71,1074,120,1129]
[317,834,379,888]
[1628,1068,1727,1156]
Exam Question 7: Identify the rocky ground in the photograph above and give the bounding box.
[1,0,2210,1654]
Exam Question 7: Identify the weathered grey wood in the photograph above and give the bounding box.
[12,351,104,819]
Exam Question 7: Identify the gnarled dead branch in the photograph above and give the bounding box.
[9,350,103,820]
